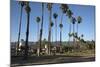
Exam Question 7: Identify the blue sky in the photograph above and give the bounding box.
[10,1,95,42]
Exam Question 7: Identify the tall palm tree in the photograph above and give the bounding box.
[76,16,82,48]
[47,3,53,55]
[66,9,73,44]
[17,1,25,55]
[36,17,41,41]
[77,16,82,37]
[67,9,73,18]
[36,17,41,56]
[71,17,76,45]
[53,13,58,45]
[60,4,69,22]
[60,4,69,14]
[81,34,84,39]
[80,34,84,46]
[39,3,44,56]
[51,21,54,43]
[59,4,68,52]
[59,23,63,52]
[24,2,31,59]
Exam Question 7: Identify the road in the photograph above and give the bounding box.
[11,55,95,67]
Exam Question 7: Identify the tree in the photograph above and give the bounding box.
[74,16,82,48]
[17,1,25,55]
[80,34,84,46]
[59,23,63,52]
[24,2,31,59]
[66,9,73,44]
[67,9,73,18]
[36,16,41,56]
[60,4,69,14]
[81,34,84,39]
[38,3,44,56]
[59,4,69,52]
[53,13,58,45]
[47,3,53,55]
[77,16,82,37]
[36,17,41,41]
[51,21,54,43]
[71,17,76,45]
[75,16,82,48]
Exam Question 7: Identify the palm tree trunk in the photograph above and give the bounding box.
[24,12,30,59]
[76,23,79,48]
[17,5,23,55]
[37,23,40,56]
[77,23,78,37]
[52,28,53,43]
[24,5,31,59]
[60,14,63,53]
[37,23,40,42]
[55,19,57,45]
[60,28,62,52]
[73,23,75,46]
[48,7,52,55]
[39,3,44,56]
[68,22,71,45]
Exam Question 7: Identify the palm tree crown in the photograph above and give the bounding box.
[51,21,54,27]
[77,16,82,24]
[67,9,73,18]
[59,23,63,28]
[60,4,69,13]
[71,17,76,24]
[19,1,25,7]
[25,2,31,13]
[81,34,84,38]
[36,17,41,23]
[47,3,52,11]
[53,13,58,19]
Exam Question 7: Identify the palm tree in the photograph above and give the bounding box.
[53,13,58,45]
[59,23,63,52]
[47,3,53,55]
[39,3,44,56]
[60,4,69,23]
[80,34,84,45]
[59,4,69,52]
[24,2,31,59]
[75,16,82,48]
[60,4,69,14]
[67,9,73,18]
[71,17,76,45]
[36,17,41,40]
[36,17,41,56]
[17,1,25,55]
[77,16,82,37]
[66,9,73,44]
[81,34,84,39]
[51,21,54,43]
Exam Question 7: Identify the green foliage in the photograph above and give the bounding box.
[71,17,76,24]
[53,13,58,19]
[67,9,73,18]
[51,21,54,27]
[47,3,52,11]
[59,23,63,28]
[60,4,69,13]
[62,45,74,52]
[36,17,41,23]
[77,16,82,24]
